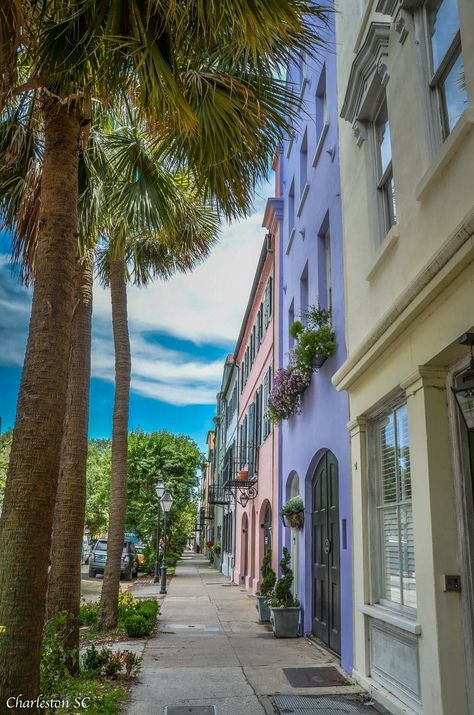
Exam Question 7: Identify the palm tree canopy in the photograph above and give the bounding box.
[1,0,331,223]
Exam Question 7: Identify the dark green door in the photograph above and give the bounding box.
[312,451,341,653]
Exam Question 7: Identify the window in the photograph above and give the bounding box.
[315,65,328,142]
[323,230,332,313]
[262,366,273,440]
[373,403,416,611]
[240,364,244,393]
[288,300,295,350]
[264,277,273,329]
[427,0,468,139]
[257,304,263,345]
[300,264,308,322]
[299,129,308,196]
[250,330,255,364]
[288,178,295,235]
[373,99,396,238]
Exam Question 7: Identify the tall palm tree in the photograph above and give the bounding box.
[94,127,220,629]
[0,1,330,702]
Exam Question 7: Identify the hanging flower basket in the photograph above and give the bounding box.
[282,497,305,529]
[286,511,304,529]
[312,355,327,369]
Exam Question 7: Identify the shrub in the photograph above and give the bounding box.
[81,646,143,679]
[122,651,143,677]
[40,612,76,696]
[79,600,100,628]
[268,547,300,608]
[124,614,154,638]
[258,550,276,596]
[82,645,114,677]
[118,591,139,622]
[137,599,158,621]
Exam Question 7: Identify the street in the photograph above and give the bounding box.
[80,564,136,602]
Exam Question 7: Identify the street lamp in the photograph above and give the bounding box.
[160,489,173,594]
[154,478,166,583]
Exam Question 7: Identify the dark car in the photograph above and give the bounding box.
[88,539,139,581]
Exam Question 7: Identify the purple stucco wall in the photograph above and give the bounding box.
[277,9,353,673]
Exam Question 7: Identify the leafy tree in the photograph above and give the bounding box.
[125,430,202,545]
[85,440,112,539]
[0,430,12,510]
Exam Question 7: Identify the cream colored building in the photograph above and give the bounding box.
[334,1,474,713]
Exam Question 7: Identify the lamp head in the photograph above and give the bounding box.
[155,479,166,500]
[161,489,173,513]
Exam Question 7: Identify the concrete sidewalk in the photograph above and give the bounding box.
[125,552,371,715]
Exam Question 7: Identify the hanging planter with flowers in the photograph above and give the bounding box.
[282,497,305,529]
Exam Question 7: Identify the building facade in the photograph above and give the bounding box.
[272,7,353,671]
[210,356,239,577]
[335,0,474,713]
[232,235,280,590]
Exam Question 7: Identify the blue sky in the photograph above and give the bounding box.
[0,181,273,452]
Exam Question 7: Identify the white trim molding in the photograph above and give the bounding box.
[340,22,391,125]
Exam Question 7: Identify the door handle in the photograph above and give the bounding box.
[324,538,331,555]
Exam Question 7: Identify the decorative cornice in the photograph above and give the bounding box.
[376,0,423,14]
[353,120,368,147]
[340,22,391,124]
[262,197,284,229]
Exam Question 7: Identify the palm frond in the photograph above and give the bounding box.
[0,0,22,109]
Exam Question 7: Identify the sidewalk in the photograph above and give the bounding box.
[125,552,380,715]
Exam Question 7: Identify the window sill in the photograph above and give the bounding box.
[365,223,399,282]
[312,122,329,167]
[286,227,296,255]
[416,107,474,202]
[297,183,310,217]
[359,603,421,635]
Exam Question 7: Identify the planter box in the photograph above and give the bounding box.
[270,606,300,638]
[256,595,271,623]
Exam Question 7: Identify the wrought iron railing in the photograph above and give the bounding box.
[208,484,231,505]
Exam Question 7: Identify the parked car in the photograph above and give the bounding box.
[135,543,147,571]
[88,539,139,581]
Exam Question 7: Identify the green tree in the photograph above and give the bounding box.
[125,430,202,544]
[84,440,112,539]
[0,1,330,702]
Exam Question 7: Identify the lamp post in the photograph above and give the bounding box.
[154,479,166,584]
[160,489,173,594]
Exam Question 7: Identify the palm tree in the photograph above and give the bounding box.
[94,127,220,629]
[0,1,330,701]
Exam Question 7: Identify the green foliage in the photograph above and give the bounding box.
[81,645,142,680]
[123,614,154,638]
[268,548,300,608]
[282,497,304,516]
[40,612,76,696]
[126,430,202,546]
[79,600,100,628]
[289,320,304,339]
[0,429,12,510]
[43,676,126,715]
[258,550,276,596]
[85,439,112,537]
[291,306,335,381]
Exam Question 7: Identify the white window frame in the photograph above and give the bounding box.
[368,397,417,617]
[371,96,396,240]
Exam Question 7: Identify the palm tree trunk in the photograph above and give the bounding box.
[0,98,82,709]
[47,251,93,672]
[100,257,131,629]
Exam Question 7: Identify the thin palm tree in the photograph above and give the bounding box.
[0,1,330,701]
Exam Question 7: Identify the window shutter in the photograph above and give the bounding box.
[268,276,273,320]
[248,403,255,476]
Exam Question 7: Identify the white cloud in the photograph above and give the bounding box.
[0,178,275,407]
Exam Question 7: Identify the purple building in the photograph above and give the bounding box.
[274,10,352,672]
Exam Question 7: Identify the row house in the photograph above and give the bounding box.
[334,0,474,713]
[231,235,279,589]
[268,6,353,672]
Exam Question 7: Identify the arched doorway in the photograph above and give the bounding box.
[241,513,248,580]
[288,473,300,600]
[312,450,340,654]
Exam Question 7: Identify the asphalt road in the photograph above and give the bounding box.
[80,563,137,602]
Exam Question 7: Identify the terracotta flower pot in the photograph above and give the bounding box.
[237,470,249,481]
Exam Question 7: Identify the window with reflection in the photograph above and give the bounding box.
[373,99,396,238]
[428,0,468,139]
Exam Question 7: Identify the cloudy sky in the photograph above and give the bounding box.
[0,179,273,452]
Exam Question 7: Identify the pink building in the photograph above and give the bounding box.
[232,196,282,592]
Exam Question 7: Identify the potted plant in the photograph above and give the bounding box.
[214,541,222,557]
[282,497,304,529]
[268,367,310,423]
[237,469,249,481]
[255,550,276,623]
[268,547,300,638]
[291,306,336,376]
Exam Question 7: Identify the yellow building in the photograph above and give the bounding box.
[334,1,474,713]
